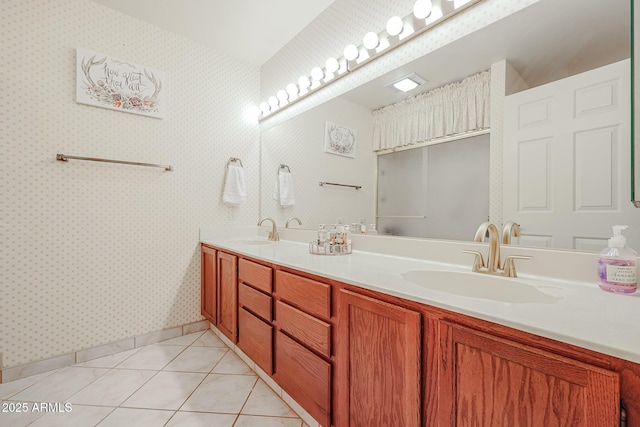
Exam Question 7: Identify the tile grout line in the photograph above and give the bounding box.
[208,326,310,426]
[3,328,304,426]
[1,320,210,384]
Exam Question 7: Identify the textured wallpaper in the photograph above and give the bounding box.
[0,0,545,371]
[261,97,376,229]
[0,0,260,368]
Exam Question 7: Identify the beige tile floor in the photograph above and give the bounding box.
[0,330,304,427]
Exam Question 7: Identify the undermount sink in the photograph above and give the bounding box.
[234,239,273,245]
[400,270,563,304]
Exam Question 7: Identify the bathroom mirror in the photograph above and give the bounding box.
[261,0,636,251]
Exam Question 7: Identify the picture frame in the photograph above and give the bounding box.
[324,121,356,158]
[76,48,165,118]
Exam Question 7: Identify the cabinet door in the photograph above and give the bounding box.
[274,330,331,427]
[201,245,216,324]
[217,252,238,343]
[239,258,272,293]
[439,322,620,427]
[276,300,331,358]
[337,289,422,427]
[275,270,331,320]
[238,307,273,374]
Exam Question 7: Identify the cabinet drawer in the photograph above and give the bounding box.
[276,300,331,358]
[275,330,331,427]
[239,283,272,321]
[239,259,272,293]
[275,271,331,320]
[238,308,273,375]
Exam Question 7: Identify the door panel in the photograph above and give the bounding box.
[504,59,634,249]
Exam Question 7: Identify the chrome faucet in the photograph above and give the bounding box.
[464,221,531,277]
[285,217,302,228]
[257,217,279,241]
[502,221,521,244]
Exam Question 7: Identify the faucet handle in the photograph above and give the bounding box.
[501,255,532,278]
[462,250,486,272]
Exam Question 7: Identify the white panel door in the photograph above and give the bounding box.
[504,59,634,250]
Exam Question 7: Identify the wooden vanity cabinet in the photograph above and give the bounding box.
[437,322,620,427]
[200,245,217,324]
[336,289,422,427]
[237,259,274,374]
[201,246,639,427]
[273,270,333,427]
[216,251,238,343]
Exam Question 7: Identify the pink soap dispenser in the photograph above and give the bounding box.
[597,225,637,294]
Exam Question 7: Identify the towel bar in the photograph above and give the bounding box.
[318,182,361,190]
[56,154,172,171]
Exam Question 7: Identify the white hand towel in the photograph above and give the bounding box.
[272,171,295,207]
[223,165,246,205]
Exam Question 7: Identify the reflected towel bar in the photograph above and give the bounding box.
[318,181,361,190]
[57,154,173,171]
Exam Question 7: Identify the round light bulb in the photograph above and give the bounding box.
[268,96,279,108]
[259,101,270,114]
[298,75,311,89]
[286,83,299,96]
[325,57,339,73]
[386,16,404,36]
[277,89,288,102]
[311,66,324,82]
[413,0,433,19]
[344,44,359,61]
[363,31,379,50]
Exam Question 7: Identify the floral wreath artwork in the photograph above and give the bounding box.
[324,121,357,158]
[76,48,165,118]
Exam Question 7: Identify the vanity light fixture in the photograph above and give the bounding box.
[256,0,482,119]
[453,0,473,8]
[413,0,433,19]
[387,72,428,92]
[268,95,279,109]
[298,75,311,91]
[311,66,325,84]
[286,83,299,99]
[386,16,404,37]
[277,89,289,104]
[326,57,340,73]
[363,31,380,50]
[344,44,359,61]
[325,57,340,81]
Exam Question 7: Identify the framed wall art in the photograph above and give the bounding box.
[76,48,165,118]
[324,121,357,158]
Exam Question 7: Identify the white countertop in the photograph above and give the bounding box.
[201,227,640,364]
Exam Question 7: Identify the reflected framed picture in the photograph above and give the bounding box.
[324,121,356,158]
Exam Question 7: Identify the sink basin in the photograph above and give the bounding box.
[234,239,273,246]
[400,270,563,304]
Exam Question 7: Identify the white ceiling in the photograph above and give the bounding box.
[91,0,336,66]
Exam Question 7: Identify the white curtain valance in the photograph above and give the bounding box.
[372,70,491,151]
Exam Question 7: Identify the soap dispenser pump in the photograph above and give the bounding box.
[597,225,637,294]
